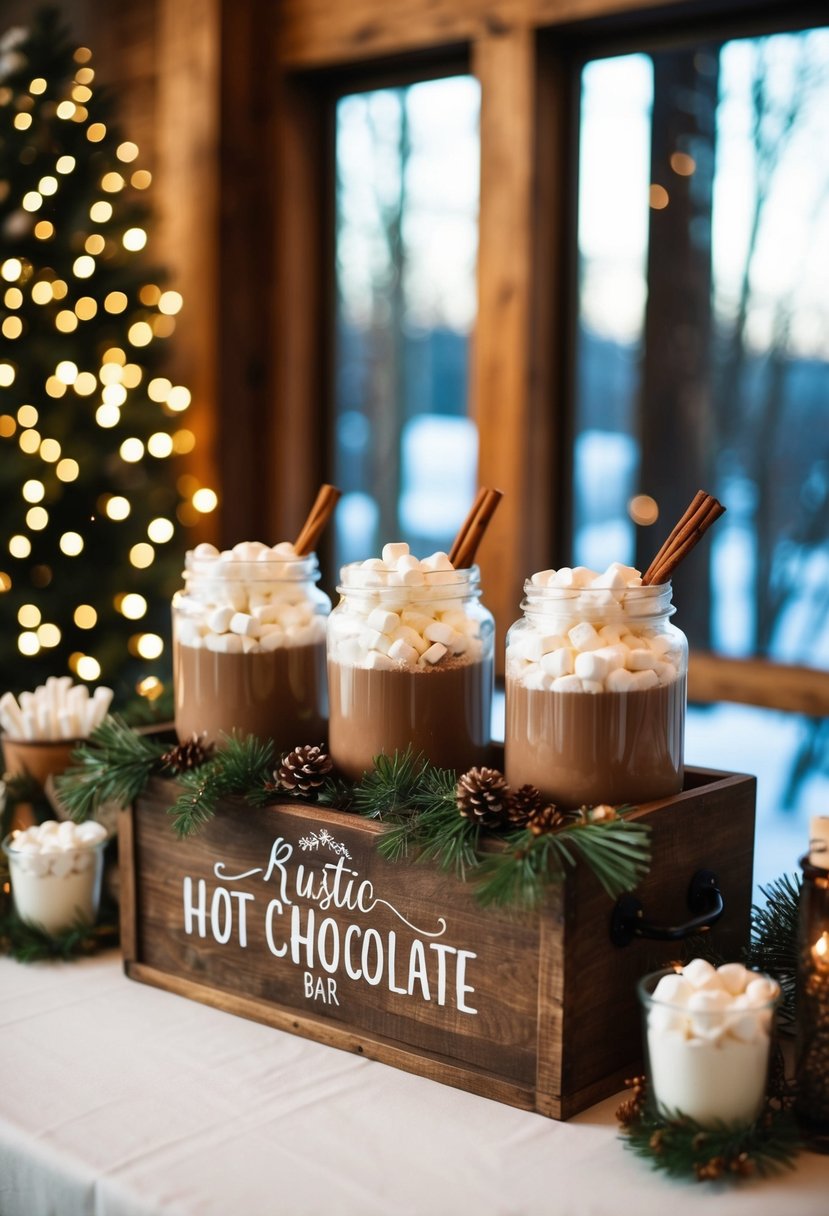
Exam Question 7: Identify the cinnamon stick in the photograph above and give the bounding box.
[642,491,725,586]
[293,484,342,556]
[451,488,504,569]
[448,487,488,566]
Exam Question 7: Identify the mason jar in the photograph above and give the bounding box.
[327,562,494,780]
[173,543,331,750]
[505,579,688,807]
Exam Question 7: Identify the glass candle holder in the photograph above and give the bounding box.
[2,821,107,937]
[639,962,779,1127]
[795,846,829,1151]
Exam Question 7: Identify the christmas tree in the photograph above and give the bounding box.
[0,9,214,703]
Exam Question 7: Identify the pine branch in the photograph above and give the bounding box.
[55,715,167,822]
[353,748,431,822]
[168,733,275,837]
[0,910,119,963]
[746,872,801,1026]
[621,1101,801,1181]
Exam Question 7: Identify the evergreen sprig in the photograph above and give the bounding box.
[0,909,119,964]
[352,748,431,822]
[55,715,167,822]
[620,1099,801,1182]
[474,814,652,909]
[746,871,801,1027]
[169,733,275,837]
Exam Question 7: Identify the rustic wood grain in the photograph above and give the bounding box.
[117,804,138,963]
[121,766,755,1120]
[689,652,829,716]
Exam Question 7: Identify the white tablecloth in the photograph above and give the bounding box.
[1,953,827,1216]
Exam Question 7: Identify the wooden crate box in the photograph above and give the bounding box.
[119,766,755,1120]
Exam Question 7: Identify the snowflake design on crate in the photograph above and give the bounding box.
[298,828,352,860]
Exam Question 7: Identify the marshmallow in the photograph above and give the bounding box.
[540,648,574,678]
[717,963,750,997]
[382,542,409,564]
[367,607,400,635]
[421,551,453,571]
[229,612,259,638]
[574,651,612,682]
[388,639,418,665]
[424,621,455,646]
[420,642,448,665]
[682,958,718,989]
[652,972,692,1007]
[568,622,602,652]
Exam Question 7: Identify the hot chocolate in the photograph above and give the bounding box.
[329,657,492,782]
[327,543,494,776]
[173,540,330,748]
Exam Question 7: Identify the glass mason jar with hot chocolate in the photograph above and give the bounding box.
[173,541,331,750]
[505,563,688,807]
[327,544,495,781]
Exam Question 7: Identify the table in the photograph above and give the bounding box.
[1,954,827,1216]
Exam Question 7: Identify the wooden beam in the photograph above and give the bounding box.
[688,652,829,715]
[472,27,537,662]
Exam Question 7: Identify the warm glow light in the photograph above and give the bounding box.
[192,488,218,514]
[9,535,31,558]
[167,385,191,412]
[39,438,61,462]
[56,310,78,332]
[158,291,183,315]
[72,84,92,103]
[131,170,151,190]
[14,113,33,131]
[670,152,696,177]
[19,429,41,453]
[18,603,41,628]
[38,175,58,196]
[59,532,84,556]
[139,285,161,306]
[2,259,23,281]
[26,506,48,530]
[76,655,101,681]
[148,517,174,543]
[129,543,155,568]
[75,296,97,320]
[649,184,670,210]
[34,221,54,240]
[104,291,127,313]
[95,404,120,428]
[103,347,126,365]
[56,458,79,481]
[0,361,14,387]
[0,571,11,592]
[99,364,122,386]
[152,315,176,339]
[2,317,22,339]
[128,321,152,346]
[102,383,127,406]
[74,372,97,396]
[37,623,61,648]
[74,604,97,629]
[122,364,142,388]
[136,675,164,700]
[18,632,40,656]
[56,360,79,385]
[120,593,147,620]
[56,155,76,174]
[73,255,95,278]
[120,438,144,462]
[22,479,44,503]
[32,280,53,305]
[18,403,38,425]
[22,191,42,212]
[45,376,66,398]
[87,122,106,142]
[56,101,77,120]
[105,496,131,520]
[135,633,164,660]
[117,141,139,163]
[147,432,173,458]
[84,234,105,255]
[5,287,22,307]
[0,415,16,438]
[29,78,47,94]
[123,227,147,251]
[101,172,125,192]
[51,280,68,300]
[148,377,172,402]
[628,494,660,527]
[90,200,112,223]
[172,429,195,454]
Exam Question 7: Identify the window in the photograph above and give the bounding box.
[333,76,480,571]
[572,26,829,885]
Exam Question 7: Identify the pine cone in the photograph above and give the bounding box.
[276,745,333,797]
[527,803,584,836]
[506,784,542,828]
[161,733,214,773]
[587,803,618,823]
[456,767,510,829]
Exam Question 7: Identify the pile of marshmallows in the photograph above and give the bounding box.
[331,543,483,671]
[6,819,108,878]
[176,541,326,654]
[507,562,682,694]
[649,959,779,1043]
[0,679,113,741]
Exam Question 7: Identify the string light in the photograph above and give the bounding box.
[122,364,142,388]
[167,386,191,412]
[56,155,75,173]
[19,429,41,453]
[84,234,104,255]
[74,605,97,628]
[192,488,218,514]
[147,432,173,458]
[75,296,97,320]
[9,535,31,558]
[0,416,16,437]
[14,113,33,131]
[26,506,48,530]
[102,383,127,406]
[18,632,39,655]
[22,478,44,501]
[39,438,61,461]
[0,572,11,591]
[123,227,147,251]
[1,259,23,281]
[59,532,84,556]
[129,543,154,568]
[104,291,127,313]
[74,372,97,395]
[120,438,144,462]
[127,321,152,346]
[45,376,66,398]
[158,291,183,315]
[147,517,174,543]
[136,675,163,700]
[38,175,58,195]
[117,141,138,162]
[148,377,172,402]
[2,317,22,339]
[76,655,101,681]
[101,172,124,192]
[29,78,47,95]
[86,122,106,142]
[56,101,76,120]
[18,604,41,627]
[22,190,42,211]
[5,287,23,307]
[31,281,53,304]
[119,593,147,619]
[51,280,68,299]
[95,404,120,428]
[56,458,79,481]
[105,496,131,520]
[34,221,54,239]
[37,623,61,648]
[72,254,95,278]
[172,429,195,454]
[0,364,15,388]
[134,633,163,660]
[56,360,79,384]
[89,200,111,222]
[131,170,151,189]
[56,310,77,332]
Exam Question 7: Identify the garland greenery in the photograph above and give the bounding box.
[55,715,168,822]
[169,734,276,837]
[746,872,801,1028]
[0,905,119,964]
[617,1074,801,1182]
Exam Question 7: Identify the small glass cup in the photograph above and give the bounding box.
[638,967,779,1127]
[2,832,107,937]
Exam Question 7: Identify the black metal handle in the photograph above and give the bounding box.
[609,869,724,948]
